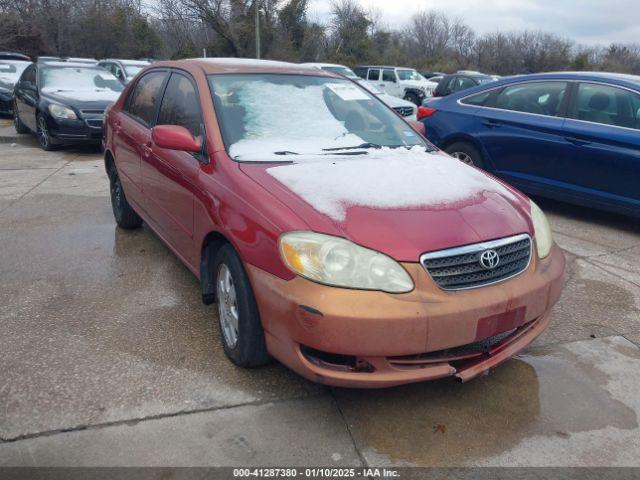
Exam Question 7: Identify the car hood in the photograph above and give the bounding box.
[239,149,532,261]
[378,93,415,109]
[42,88,121,108]
[404,79,438,90]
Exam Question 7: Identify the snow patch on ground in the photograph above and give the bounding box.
[268,147,496,221]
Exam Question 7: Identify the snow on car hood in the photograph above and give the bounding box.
[42,88,121,103]
[268,147,491,222]
[239,147,532,260]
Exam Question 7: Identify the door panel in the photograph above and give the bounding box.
[475,82,570,188]
[114,70,168,211]
[16,65,37,130]
[562,82,640,205]
[113,114,148,210]
[141,72,203,268]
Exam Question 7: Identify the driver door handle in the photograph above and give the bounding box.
[481,120,502,128]
[564,137,592,146]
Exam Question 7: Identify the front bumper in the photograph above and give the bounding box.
[246,244,565,388]
[48,116,103,143]
[0,93,13,115]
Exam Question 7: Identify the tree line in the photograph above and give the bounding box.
[1,0,639,76]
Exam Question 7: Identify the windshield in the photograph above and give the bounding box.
[208,74,428,162]
[397,69,424,81]
[0,60,31,86]
[321,66,359,79]
[124,65,145,78]
[41,67,123,93]
[358,81,383,95]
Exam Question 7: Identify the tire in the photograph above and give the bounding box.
[445,141,485,169]
[404,91,420,106]
[109,166,143,229]
[13,105,30,134]
[36,113,56,151]
[213,244,269,368]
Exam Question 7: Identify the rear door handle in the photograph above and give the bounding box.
[141,141,152,158]
[481,120,502,128]
[564,137,592,146]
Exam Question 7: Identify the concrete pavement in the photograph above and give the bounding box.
[1,118,639,466]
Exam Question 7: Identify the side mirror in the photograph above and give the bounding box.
[152,125,202,153]
[408,120,426,136]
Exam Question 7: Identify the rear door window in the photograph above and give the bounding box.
[570,83,640,130]
[494,82,568,116]
[124,70,167,126]
[382,69,396,82]
[367,69,380,81]
[157,72,203,139]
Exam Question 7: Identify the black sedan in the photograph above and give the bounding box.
[13,62,123,150]
[433,72,495,97]
[0,58,31,115]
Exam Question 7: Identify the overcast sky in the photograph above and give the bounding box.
[308,0,640,46]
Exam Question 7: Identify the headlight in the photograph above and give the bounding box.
[530,201,553,258]
[48,104,77,120]
[279,231,414,293]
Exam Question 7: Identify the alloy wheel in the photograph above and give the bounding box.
[450,151,474,166]
[217,263,239,348]
[37,116,50,149]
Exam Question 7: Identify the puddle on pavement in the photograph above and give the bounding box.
[333,341,639,466]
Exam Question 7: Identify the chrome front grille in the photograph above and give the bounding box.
[79,109,105,129]
[420,234,532,290]
[393,106,414,117]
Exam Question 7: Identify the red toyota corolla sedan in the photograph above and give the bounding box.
[103,58,565,388]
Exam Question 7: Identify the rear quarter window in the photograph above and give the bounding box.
[460,90,492,106]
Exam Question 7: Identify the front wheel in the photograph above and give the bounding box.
[404,92,420,106]
[445,142,485,169]
[214,244,269,368]
[36,114,56,151]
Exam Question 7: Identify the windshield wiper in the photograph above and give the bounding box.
[322,143,408,151]
[274,150,299,155]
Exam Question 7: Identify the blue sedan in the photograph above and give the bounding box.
[420,72,640,217]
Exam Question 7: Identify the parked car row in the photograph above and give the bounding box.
[8,55,638,390]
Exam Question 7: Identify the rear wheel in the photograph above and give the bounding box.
[109,167,142,229]
[13,105,29,134]
[214,244,269,368]
[36,114,56,151]
[445,141,485,169]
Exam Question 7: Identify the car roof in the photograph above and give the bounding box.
[101,59,150,65]
[149,58,336,77]
[489,71,640,89]
[38,61,105,69]
[355,65,415,70]
[301,62,350,69]
[0,52,31,61]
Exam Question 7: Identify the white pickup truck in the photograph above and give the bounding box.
[353,66,439,106]
[301,62,417,121]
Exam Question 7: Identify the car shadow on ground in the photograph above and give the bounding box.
[532,195,639,235]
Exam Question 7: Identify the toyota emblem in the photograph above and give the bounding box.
[479,249,500,270]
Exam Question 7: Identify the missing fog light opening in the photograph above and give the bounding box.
[301,346,375,373]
